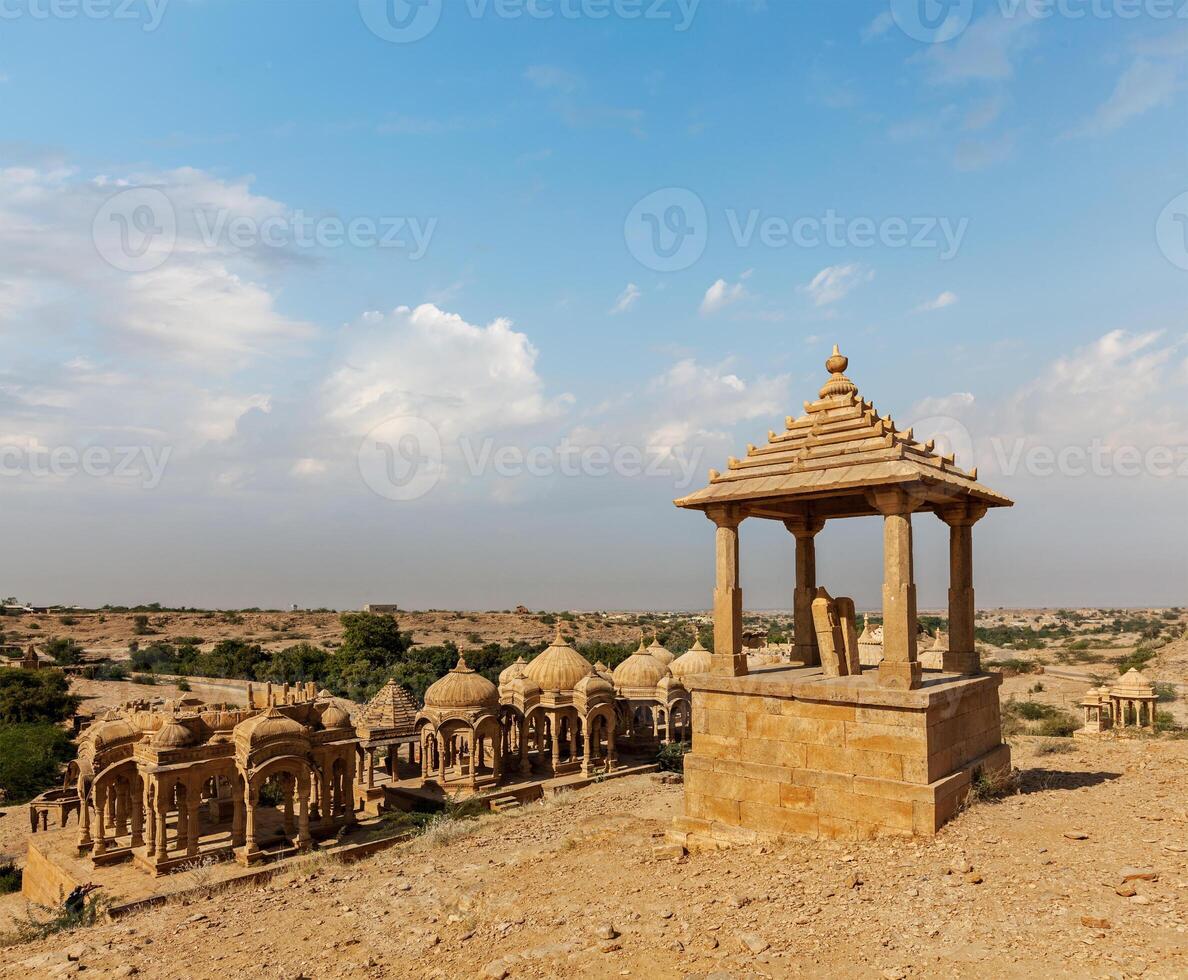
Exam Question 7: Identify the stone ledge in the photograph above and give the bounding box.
[690,664,1002,710]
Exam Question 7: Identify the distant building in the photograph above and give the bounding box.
[363,604,400,615]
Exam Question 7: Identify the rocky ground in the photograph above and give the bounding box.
[1,737,1185,979]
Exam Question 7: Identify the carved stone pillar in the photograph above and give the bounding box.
[869,488,923,691]
[939,501,987,675]
[785,514,826,667]
[707,505,747,677]
[93,785,108,857]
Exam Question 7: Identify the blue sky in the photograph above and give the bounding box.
[1,0,1185,610]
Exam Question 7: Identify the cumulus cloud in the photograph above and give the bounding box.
[914,291,959,313]
[699,276,748,316]
[323,303,570,442]
[800,264,872,307]
[610,282,641,315]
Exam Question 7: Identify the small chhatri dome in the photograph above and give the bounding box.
[614,643,668,689]
[819,344,859,399]
[499,656,529,688]
[320,702,352,730]
[424,657,499,710]
[152,714,196,749]
[523,628,594,693]
[1112,668,1155,694]
[648,636,675,667]
[670,638,713,680]
[248,706,306,745]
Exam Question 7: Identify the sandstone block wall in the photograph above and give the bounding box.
[674,674,1010,845]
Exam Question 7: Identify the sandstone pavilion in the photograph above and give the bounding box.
[413,628,695,792]
[668,345,1015,847]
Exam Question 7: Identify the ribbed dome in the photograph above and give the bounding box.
[248,707,306,744]
[648,637,675,667]
[1113,668,1155,693]
[670,639,713,680]
[574,671,614,699]
[524,628,594,692]
[614,641,668,689]
[424,657,499,710]
[92,719,136,749]
[320,703,352,730]
[152,717,196,749]
[499,657,528,687]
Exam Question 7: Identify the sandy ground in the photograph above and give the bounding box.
[1,737,1185,979]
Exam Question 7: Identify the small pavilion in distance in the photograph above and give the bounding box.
[668,345,1015,846]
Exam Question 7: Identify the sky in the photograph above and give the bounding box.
[1,0,1186,612]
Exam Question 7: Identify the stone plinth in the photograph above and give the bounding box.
[670,664,1010,846]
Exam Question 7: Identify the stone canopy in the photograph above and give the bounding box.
[676,345,1012,521]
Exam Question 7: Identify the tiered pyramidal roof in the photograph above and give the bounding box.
[357,678,420,738]
[676,346,1012,516]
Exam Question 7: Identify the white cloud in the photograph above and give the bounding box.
[925,10,1037,84]
[610,282,641,315]
[323,303,571,444]
[863,11,894,41]
[800,264,872,307]
[1066,58,1182,138]
[914,291,959,313]
[699,276,748,316]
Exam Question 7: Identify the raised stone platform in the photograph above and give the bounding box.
[670,664,1010,847]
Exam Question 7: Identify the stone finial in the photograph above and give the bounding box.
[554,622,566,645]
[456,656,471,672]
[819,344,859,399]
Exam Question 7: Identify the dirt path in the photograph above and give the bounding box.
[1,737,1185,979]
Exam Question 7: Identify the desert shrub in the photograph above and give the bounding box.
[1011,701,1058,721]
[91,663,129,682]
[656,741,690,773]
[1035,712,1078,738]
[58,615,79,627]
[176,678,191,692]
[131,674,157,686]
[42,638,84,666]
[0,723,75,802]
[131,614,155,636]
[0,893,104,945]
[1154,711,1181,734]
[1117,648,1157,676]
[986,658,1040,675]
[1154,683,1177,703]
[0,862,21,894]
[1035,739,1075,755]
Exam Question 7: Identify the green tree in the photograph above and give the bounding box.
[0,669,80,724]
[0,723,75,802]
[42,638,84,666]
[338,613,413,668]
